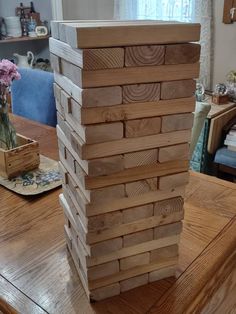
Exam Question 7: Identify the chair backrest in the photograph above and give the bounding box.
[11,68,57,127]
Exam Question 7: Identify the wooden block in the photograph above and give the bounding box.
[60,61,200,88]
[53,83,61,103]
[123,83,160,103]
[123,229,153,248]
[85,160,189,190]
[87,155,124,177]
[124,149,158,169]
[125,117,161,138]
[54,72,122,107]
[126,178,158,197]
[65,21,200,48]
[149,266,176,283]
[154,197,184,217]
[58,139,66,159]
[84,122,124,144]
[91,237,123,257]
[125,45,165,67]
[58,162,68,185]
[161,80,196,100]
[161,113,194,133]
[120,274,148,292]
[90,283,120,302]
[150,245,179,262]
[165,43,201,65]
[154,223,183,240]
[80,97,196,125]
[120,253,150,270]
[88,185,125,204]
[88,211,123,232]
[50,38,124,70]
[158,143,190,163]
[122,204,154,224]
[159,172,189,190]
[50,53,61,73]
[81,130,192,160]
[65,148,76,173]
[87,260,119,281]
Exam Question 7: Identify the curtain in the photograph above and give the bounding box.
[114,0,213,89]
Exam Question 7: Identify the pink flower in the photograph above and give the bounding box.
[0,59,21,87]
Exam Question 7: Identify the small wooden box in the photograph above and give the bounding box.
[0,134,40,179]
[212,94,229,105]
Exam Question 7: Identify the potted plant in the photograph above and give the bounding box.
[0,59,40,178]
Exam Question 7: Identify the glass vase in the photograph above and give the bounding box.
[0,88,17,150]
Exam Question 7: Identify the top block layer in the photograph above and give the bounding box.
[62,20,201,49]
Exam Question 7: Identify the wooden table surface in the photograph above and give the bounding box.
[1,115,236,314]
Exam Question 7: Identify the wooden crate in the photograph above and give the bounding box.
[50,20,200,301]
[0,134,40,179]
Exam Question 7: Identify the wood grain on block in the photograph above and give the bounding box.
[158,143,190,163]
[87,260,119,281]
[49,38,124,70]
[87,155,124,177]
[85,160,189,190]
[150,245,179,262]
[123,229,153,248]
[123,83,160,103]
[89,185,125,204]
[80,97,195,125]
[154,223,183,240]
[154,197,184,218]
[54,72,122,107]
[149,266,176,283]
[64,21,200,48]
[58,161,68,185]
[165,43,201,65]
[58,139,66,159]
[125,117,161,138]
[161,80,196,100]
[53,83,61,103]
[66,63,200,88]
[126,178,158,197]
[120,274,148,292]
[50,53,61,73]
[122,204,154,223]
[86,186,186,217]
[84,122,123,144]
[56,100,64,118]
[124,149,158,169]
[89,257,178,290]
[90,283,120,302]
[57,111,72,141]
[86,205,184,244]
[159,172,189,190]
[91,237,123,257]
[81,130,192,160]
[161,113,194,133]
[125,45,165,67]
[88,235,180,267]
[120,253,150,270]
[88,211,123,232]
[65,148,76,173]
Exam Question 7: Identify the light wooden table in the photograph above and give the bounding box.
[0,115,236,314]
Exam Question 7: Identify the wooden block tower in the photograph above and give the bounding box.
[50,20,201,301]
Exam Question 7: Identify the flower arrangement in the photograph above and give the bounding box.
[0,59,21,149]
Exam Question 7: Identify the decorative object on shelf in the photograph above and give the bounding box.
[0,155,61,195]
[27,17,37,33]
[212,83,229,105]
[35,25,48,37]
[223,0,236,24]
[4,16,22,38]
[13,51,35,68]
[195,82,206,102]
[0,59,39,179]
[226,70,236,101]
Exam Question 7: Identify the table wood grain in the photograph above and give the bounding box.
[0,114,236,313]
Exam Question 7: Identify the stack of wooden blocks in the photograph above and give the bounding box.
[50,20,200,302]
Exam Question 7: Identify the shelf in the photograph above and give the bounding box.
[0,36,50,44]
